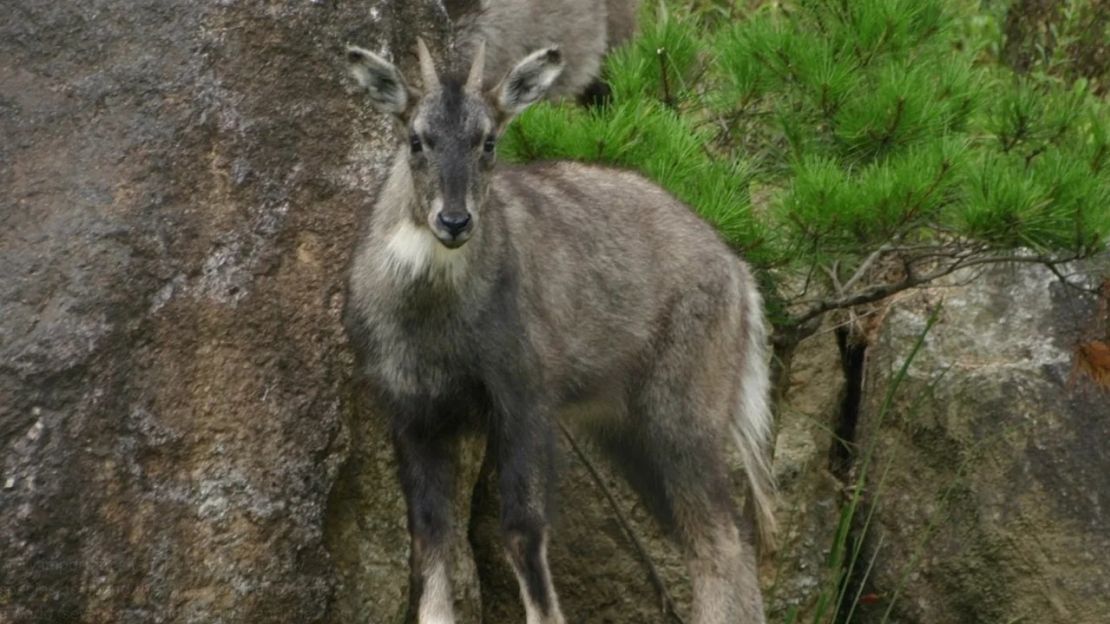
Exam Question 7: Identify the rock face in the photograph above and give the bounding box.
[0,1,450,621]
[853,258,1110,623]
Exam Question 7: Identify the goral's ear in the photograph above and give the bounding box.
[492,47,564,122]
[345,44,417,118]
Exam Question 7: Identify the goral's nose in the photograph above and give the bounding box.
[437,212,471,236]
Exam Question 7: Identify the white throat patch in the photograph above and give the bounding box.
[383,220,469,285]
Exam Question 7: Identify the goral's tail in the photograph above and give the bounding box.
[732,278,777,553]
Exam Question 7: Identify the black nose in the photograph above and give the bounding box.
[437,212,471,236]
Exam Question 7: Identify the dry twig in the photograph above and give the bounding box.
[556,420,686,624]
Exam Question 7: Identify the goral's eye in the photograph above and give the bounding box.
[483,135,496,154]
[410,134,423,154]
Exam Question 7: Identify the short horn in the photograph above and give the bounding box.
[466,40,486,91]
[416,37,440,91]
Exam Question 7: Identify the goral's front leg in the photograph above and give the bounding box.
[490,396,566,624]
[394,423,460,624]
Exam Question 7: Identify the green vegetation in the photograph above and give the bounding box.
[500,0,1110,337]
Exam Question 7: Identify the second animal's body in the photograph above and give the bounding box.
[344,39,773,624]
[455,0,641,100]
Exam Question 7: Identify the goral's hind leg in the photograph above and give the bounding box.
[685,513,764,624]
[622,347,766,624]
[619,267,767,624]
[599,416,765,624]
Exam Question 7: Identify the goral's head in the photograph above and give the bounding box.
[346,39,563,249]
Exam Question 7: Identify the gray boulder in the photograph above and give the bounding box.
[853,258,1110,623]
